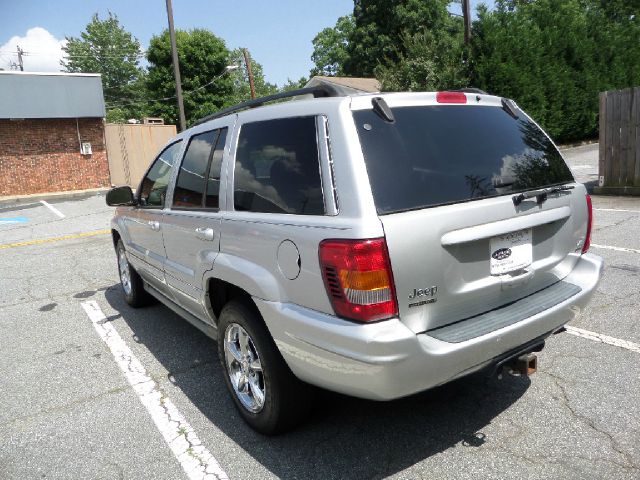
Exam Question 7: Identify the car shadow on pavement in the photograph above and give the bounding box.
[105,286,530,480]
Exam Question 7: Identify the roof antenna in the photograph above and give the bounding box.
[371,97,395,123]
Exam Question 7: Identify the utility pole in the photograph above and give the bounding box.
[242,48,256,100]
[16,45,24,71]
[462,0,472,45]
[165,0,186,131]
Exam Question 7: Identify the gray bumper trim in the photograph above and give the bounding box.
[426,281,582,343]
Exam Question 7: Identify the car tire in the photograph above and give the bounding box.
[218,300,314,435]
[116,239,150,308]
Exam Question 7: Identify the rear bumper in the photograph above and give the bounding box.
[256,253,603,400]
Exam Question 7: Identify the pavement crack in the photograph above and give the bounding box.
[0,385,130,428]
[542,370,639,471]
[111,345,225,479]
[593,214,637,232]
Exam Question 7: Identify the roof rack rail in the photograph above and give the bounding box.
[451,87,488,95]
[192,85,343,127]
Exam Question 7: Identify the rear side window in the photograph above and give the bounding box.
[173,128,227,210]
[353,105,574,214]
[233,117,324,215]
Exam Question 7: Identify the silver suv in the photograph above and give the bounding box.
[107,87,603,434]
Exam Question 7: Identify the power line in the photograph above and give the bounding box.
[105,94,176,108]
[0,50,146,59]
[104,69,235,108]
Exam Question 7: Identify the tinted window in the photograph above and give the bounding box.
[353,106,573,214]
[205,128,227,209]
[173,130,218,209]
[234,117,324,215]
[139,141,182,207]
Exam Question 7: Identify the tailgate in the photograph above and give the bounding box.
[351,95,589,333]
[380,188,588,333]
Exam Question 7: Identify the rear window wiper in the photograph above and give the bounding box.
[512,185,574,206]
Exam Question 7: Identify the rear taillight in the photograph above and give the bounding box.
[319,238,398,322]
[436,91,467,104]
[582,194,593,254]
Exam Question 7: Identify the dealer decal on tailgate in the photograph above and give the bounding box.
[490,228,533,275]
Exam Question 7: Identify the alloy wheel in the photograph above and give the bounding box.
[118,248,132,296]
[224,323,265,413]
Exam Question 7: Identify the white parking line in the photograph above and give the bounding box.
[591,244,640,254]
[81,301,228,480]
[565,326,640,354]
[40,200,65,218]
[594,208,640,213]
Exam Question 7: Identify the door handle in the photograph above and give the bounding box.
[148,221,160,231]
[195,227,215,241]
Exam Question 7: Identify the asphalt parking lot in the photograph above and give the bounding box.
[1,145,639,479]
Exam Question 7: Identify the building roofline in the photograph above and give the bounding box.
[0,71,101,77]
[307,76,381,93]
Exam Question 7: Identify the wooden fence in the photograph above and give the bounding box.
[105,123,177,189]
[597,87,640,195]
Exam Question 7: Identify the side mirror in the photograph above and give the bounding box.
[106,186,136,206]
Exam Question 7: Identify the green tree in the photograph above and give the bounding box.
[308,1,467,91]
[471,0,640,142]
[61,12,145,122]
[279,77,308,92]
[375,23,468,91]
[310,15,354,76]
[145,29,235,126]
[344,0,455,77]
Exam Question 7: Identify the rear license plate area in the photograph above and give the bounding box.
[490,228,532,275]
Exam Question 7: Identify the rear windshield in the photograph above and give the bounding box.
[353,105,573,214]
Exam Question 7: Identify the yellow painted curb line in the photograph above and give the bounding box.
[0,229,111,250]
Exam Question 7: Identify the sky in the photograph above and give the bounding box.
[0,0,490,87]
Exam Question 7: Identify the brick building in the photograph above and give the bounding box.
[0,71,110,196]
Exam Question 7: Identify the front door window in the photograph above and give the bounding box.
[139,140,183,207]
